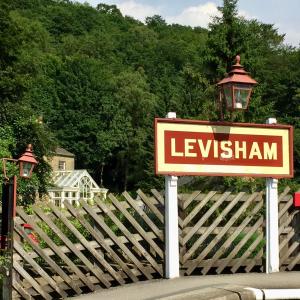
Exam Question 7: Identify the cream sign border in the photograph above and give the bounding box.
[155,119,293,178]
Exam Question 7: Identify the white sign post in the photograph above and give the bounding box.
[266,118,279,273]
[165,112,180,279]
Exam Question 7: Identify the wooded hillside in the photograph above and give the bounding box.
[1,0,299,199]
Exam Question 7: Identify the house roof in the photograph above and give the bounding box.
[49,169,101,191]
[55,147,75,158]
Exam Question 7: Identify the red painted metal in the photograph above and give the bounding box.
[217,55,257,111]
[18,144,38,178]
[18,144,38,165]
[22,223,33,229]
[217,56,257,85]
[13,175,17,218]
[155,117,292,129]
[294,192,300,208]
[0,235,7,249]
[21,224,39,243]
[164,131,283,167]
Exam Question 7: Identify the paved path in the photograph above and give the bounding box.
[70,272,300,300]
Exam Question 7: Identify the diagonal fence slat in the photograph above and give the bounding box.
[14,260,52,300]
[287,254,300,271]
[245,248,264,273]
[48,202,124,285]
[180,189,267,276]
[14,240,68,298]
[16,207,87,294]
[150,189,164,206]
[279,187,291,201]
[279,213,297,235]
[280,229,295,252]
[123,191,163,242]
[281,241,299,268]
[81,200,153,280]
[231,232,264,273]
[184,192,246,266]
[279,197,293,219]
[287,243,300,270]
[12,188,300,299]
[217,215,264,274]
[64,201,139,283]
[14,220,82,295]
[137,189,164,224]
[13,278,33,300]
[98,196,163,276]
[181,191,203,210]
[32,206,101,290]
[182,191,232,245]
[200,193,264,275]
[182,191,217,227]
[109,194,163,260]
[184,192,249,275]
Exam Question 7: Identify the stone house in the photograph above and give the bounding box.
[48,147,75,172]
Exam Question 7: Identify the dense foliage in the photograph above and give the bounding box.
[0,0,300,198]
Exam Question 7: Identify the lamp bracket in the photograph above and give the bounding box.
[2,158,18,182]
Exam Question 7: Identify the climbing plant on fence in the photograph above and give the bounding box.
[12,187,300,299]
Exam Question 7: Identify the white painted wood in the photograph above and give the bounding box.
[266,117,279,273]
[246,288,300,299]
[166,112,177,119]
[165,112,180,279]
[245,287,264,300]
[165,175,179,278]
[263,289,300,299]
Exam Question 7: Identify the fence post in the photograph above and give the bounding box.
[1,176,16,300]
[265,117,279,273]
[165,112,180,279]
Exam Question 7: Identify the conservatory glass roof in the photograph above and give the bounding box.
[50,169,100,190]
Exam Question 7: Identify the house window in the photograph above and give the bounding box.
[54,192,60,198]
[58,160,66,171]
[55,199,60,207]
[72,192,76,198]
[65,192,69,197]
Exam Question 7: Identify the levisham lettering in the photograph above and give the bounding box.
[170,138,277,160]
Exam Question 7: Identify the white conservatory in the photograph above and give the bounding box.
[48,170,108,208]
[46,148,108,208]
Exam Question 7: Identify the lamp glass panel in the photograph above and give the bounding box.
[233,84,252,109]
[223,84,233,108]
[21,162,33,178]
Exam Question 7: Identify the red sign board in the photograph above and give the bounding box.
[155,118,293,178]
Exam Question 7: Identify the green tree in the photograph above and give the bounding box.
[112,70,157,190]
[0,4,56,204]
[207,0,242,77]
[1,0,299,194]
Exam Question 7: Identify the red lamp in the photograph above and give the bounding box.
[217,55,257,112]
[18,144,38,178]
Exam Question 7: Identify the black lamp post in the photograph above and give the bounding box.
[1,144,38,300]
[217,55,257,119]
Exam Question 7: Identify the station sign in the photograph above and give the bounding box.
[155,118,293,178]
